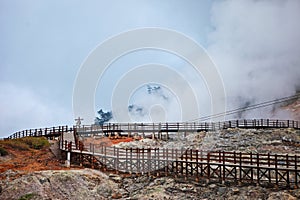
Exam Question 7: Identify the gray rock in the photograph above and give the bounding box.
[218,187,227,195]
[39,177,50,184]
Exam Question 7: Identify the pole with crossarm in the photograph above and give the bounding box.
[75,117,83,127]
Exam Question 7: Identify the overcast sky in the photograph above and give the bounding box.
[1,0,300,138]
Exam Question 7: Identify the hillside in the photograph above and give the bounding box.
[0,138,69,178]
[282,98,300,121]
[1,97,300,199]
[1,129,300,199]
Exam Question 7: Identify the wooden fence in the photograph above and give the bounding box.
[5,119,300,188]
[63,141,300,188]
[7,125,71,139]
[7,119,300,140]
[75,119,300,137]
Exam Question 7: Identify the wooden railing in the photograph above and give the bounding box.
[6,119,300,140]
[7,125,72,139]
[64,141,300,188]
[76,119,300,136]
[221,119,299,129]
[5,119,299,188]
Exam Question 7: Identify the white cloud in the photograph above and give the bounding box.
[0,83,72,137]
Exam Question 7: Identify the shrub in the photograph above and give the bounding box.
[18,193,36,200]
[0,146,8,156]
[20,137,50,149]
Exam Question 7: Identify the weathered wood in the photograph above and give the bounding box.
[6,119,300,140]
[4,119,300,188]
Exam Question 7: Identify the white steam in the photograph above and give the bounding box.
[128,85,182,122]
[207,0,300,119]
[124,1,300,122]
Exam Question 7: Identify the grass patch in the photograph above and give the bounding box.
[0,137,50,151]
[21,137,50,149]
[18,193,36,200]
[1,140,29,151]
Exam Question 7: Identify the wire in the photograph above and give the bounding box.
[188,93,300,122]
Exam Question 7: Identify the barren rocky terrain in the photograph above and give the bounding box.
[1,126,300,199]
[2,167,299,200]
[1,99,300,200]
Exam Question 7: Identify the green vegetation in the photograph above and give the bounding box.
[18,193,36,200]
[21,137,50,149]
[1,139,29,151]
[0,146,8,156]
[0,137,50,151]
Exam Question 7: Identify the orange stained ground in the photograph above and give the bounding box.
[0,136,134,180]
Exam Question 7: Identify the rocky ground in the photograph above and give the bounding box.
[1,127,299,199]
[1,96,300,199]
[113,128,300,154]
[1,166,299,200]
[0,169,121,200]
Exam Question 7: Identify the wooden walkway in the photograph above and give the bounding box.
[62,142,300,188]
[7,119,300,140]
[5,119,300,188]
[75,119,300,137]
[7,125,71,139]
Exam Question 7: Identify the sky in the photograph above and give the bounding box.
[1,0,300,138]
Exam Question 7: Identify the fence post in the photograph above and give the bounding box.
[275,154,278,186]
[166,123,168,134]
[196,150,199,181]
[185,149,188,179]
[166,148,169,176]
[130,148,133,174]
[239,152,242,185]
[256,153,259,185]
[142,148,145,175]
[175,149,178,179]
[104,146,107,171]
[233,151,237,183]
[286,154,290,187]
[207,152,210,183]
[148,148,151,175]
[268,153,271,183]
[222,151,225,184]
[295,155,298,188]
[116,148,119,174]
[66,151,71,168]
[69,141,72,152]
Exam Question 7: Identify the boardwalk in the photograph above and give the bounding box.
[62,143,300,188]
[7,119,300,140]
[75,119,300,137]
[5,119,300,188]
